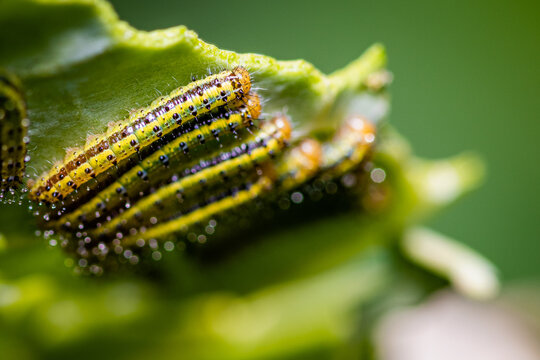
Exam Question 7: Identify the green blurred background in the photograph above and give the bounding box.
[108,0,540,283]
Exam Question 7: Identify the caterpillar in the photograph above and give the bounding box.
[120,176,273,248]
[254,115,375,195]
[274,138,323,191]
[320,115,376,177]
[0,73,30,194]
[29,67,251,203]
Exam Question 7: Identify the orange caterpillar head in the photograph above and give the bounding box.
[338,115,376,145]
[289,139,323,176]
[271,114,292,141]
[232,66,252,96]
[239,92,262,124]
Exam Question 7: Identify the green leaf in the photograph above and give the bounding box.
[0,0,386,171]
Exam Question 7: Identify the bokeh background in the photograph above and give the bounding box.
[108,0,540,282]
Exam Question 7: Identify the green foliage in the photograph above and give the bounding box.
[0,0,488,358]
[0,0,385,170]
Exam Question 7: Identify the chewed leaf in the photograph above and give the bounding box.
[0,0,386,173]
